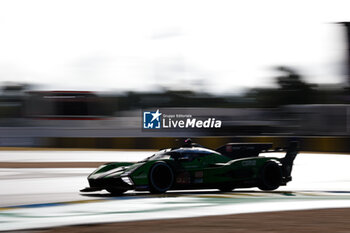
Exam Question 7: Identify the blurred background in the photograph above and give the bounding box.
[1,1,350,150]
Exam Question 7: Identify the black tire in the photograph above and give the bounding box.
[106,188,127,196]
[258,161,282,191]
[149,162,174,194]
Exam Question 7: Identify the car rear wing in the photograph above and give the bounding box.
[215,141,299,160]
[280,141,299,180]
[215,143,272,159]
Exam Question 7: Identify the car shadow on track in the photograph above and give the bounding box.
[79,189,305,199]
[80,189,350,200]
[80,190,223,198]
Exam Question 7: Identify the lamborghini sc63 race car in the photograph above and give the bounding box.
[81,139,298,195]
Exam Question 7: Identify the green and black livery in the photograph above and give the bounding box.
[81,139,299,195]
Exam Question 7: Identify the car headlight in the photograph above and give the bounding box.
[121,176,134,186]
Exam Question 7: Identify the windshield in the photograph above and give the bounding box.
[142,150,172,161]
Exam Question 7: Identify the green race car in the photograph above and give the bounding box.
[81,139,298,195]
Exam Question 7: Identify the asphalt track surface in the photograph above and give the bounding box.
[1,150,350,231]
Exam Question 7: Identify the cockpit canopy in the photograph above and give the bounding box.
[144,147,222,162]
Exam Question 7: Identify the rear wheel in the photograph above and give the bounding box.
[258,161,282,191]
[149,162,174,194]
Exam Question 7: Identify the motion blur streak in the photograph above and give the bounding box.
[1,151,350,230]
[1,20,350,144]
[1,2,350,232]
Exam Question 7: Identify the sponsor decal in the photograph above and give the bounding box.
[195,171,204,178]
[133,174,148,179]
[176,172,191,184]
[193,178,203,184]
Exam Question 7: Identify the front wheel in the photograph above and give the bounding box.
[258,161,282,191]
[149,162,174,194]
